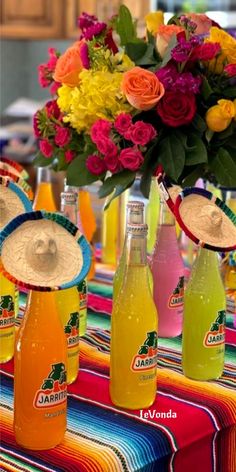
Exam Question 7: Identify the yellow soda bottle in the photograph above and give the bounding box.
[182,247,226,380]
[113,201,153,301]
[110,223,158,409]
[57,191,80,383]
[0,273,15,363]
[33,167,57,211]
[146,177,160,254]
[225,251,236,289]
[101,196,119,265]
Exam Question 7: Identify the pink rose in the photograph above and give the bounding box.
[54,127,71,147]
[65,150,76,163]
[128,121,157,146]
[186,13,212,34]
[190,42,221,62]
[45,100,61,119]
[114,113,132,135]
[86,155,107,175]
[50,81,61,96]
[104,153,121,173]
[33,112,41,138]
[90,119,112,143]
[96,138,118,156]
[119,147,144,171]
[39,139,53,158]
[224,64,236,77]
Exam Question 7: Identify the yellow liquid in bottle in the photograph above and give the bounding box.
[102,197,119,265]
[113,254,153,300]
[182,249,226,380]
[0,273,15,363]
[33,182,57,211]
[77,280,87,337]
[146,179,160,254]
[56,287,80,385]
[110,265,158,409]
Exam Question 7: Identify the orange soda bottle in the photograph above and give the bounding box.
[78,188,96,280]
[0,273,15,363]
[14,290,67,449]
[33,168,57,211]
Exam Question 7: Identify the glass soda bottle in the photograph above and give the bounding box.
[33,167,57,211]
[146,178,160,254]
[0,273,15,363]
[56,191,80,384]
[14,291,67,449]
[182,248,226,381]
[110,223,158,410]
[78,187,96,280]
[102,196,119,265]
[61,188,87,337]
[225,251,236,290]
[150,199,184,337]
[113,201,153,301]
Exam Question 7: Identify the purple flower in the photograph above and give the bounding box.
[78,12,97,31]
[156,64,201,94]
[171,39,193,62]
[84,22,107,40]
[155,64,178,90]
[80,42,90,69]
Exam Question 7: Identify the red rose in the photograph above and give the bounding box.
[96,138,118,156]
[191,42,221,62]
[119,147,144,171]
[157,91,197,127]
[39,139,53,158]
[86,154,107,175]
[129,121,157,146]
[104,153,121,173]
[55,127,71,147]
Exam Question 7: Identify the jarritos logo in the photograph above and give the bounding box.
[78,280,87,309]
[203,310,226,347]
[34,363,67,409]
[168,276,184,309]
[0,295,15,329]
[131,331,158,371]
[64,311,79,348]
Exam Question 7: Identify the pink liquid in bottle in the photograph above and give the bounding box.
[150,201,184,337]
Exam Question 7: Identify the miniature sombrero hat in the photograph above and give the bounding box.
[0,176,32,230]
[156,167,236,252]
[0,169,33,200]
[0,211,91,291]
[0,157,29,180]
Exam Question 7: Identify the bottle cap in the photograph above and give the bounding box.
[61,192,77,204]
[127,201,144,209]
[127,201,144,224]
[127,223,148,235]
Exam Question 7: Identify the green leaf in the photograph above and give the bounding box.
[191,114,207,134]
[125,40,147,62]
[157,133,185,182]
[66,155,103,187]
[115,5,137,46]
[210,148,236,187]
[185,134,208,166]
[32,152,54,167]
[167,14,180,25]
[136,43,157,66]
[182,167,204,187]
[201,76,213,100]
[223,87,236,99]
[160,35,177,67]
[98,170,135,200]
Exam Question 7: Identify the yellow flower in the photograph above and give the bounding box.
[145,11,164,35]
[205,27,236,74]
[61,69,133,133]
[206,99,235,132]
[57,85,74,113]
[112,52,135,72]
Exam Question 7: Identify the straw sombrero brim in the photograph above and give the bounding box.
[0,157,29,180]
[0,177,32,230]
[175,188,236,252]
[0,211,91,291]
[0,169,33,200]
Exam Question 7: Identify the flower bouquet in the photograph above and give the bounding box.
[34,6,236,203]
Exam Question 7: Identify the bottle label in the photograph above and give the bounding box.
[0,295,15,329]
[131,331,158,371]
[78,280,87,309]
[34,363,67,409]
[64,311,79,348]
[168,276,184,309]
[203,310,226,347]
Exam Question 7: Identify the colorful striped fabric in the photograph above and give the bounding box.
[1,266,236,472]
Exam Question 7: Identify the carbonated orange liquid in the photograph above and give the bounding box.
[14,291,67,449]
[0,273,15,363]
[33,182,57,211]
[56,287,80,384]
[79,189,96,280]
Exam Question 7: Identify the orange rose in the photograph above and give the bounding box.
[121,67,165,111]
[186,13,212,34]
[156,25,184,57]
[53,40,83,87]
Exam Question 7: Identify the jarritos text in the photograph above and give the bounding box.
[34,363,67,408]
[204,310,226,347]
[0,295,15,329]
[168,276,184,309]
[131,331,158,371]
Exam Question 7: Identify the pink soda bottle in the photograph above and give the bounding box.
[150,198,184,337]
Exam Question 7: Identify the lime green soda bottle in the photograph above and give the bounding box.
[182,247,226,380]
[113,202,153,301]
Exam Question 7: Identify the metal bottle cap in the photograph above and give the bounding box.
[61,192,77,205]
[127,223,148,235]
[127,201,144,224]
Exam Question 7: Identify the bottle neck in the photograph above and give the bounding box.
[61,199,78,225]
[126,233,147,266]
[37,167,53,184]
[159,199,175,226]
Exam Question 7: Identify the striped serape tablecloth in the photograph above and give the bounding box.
[1,264,236,472]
